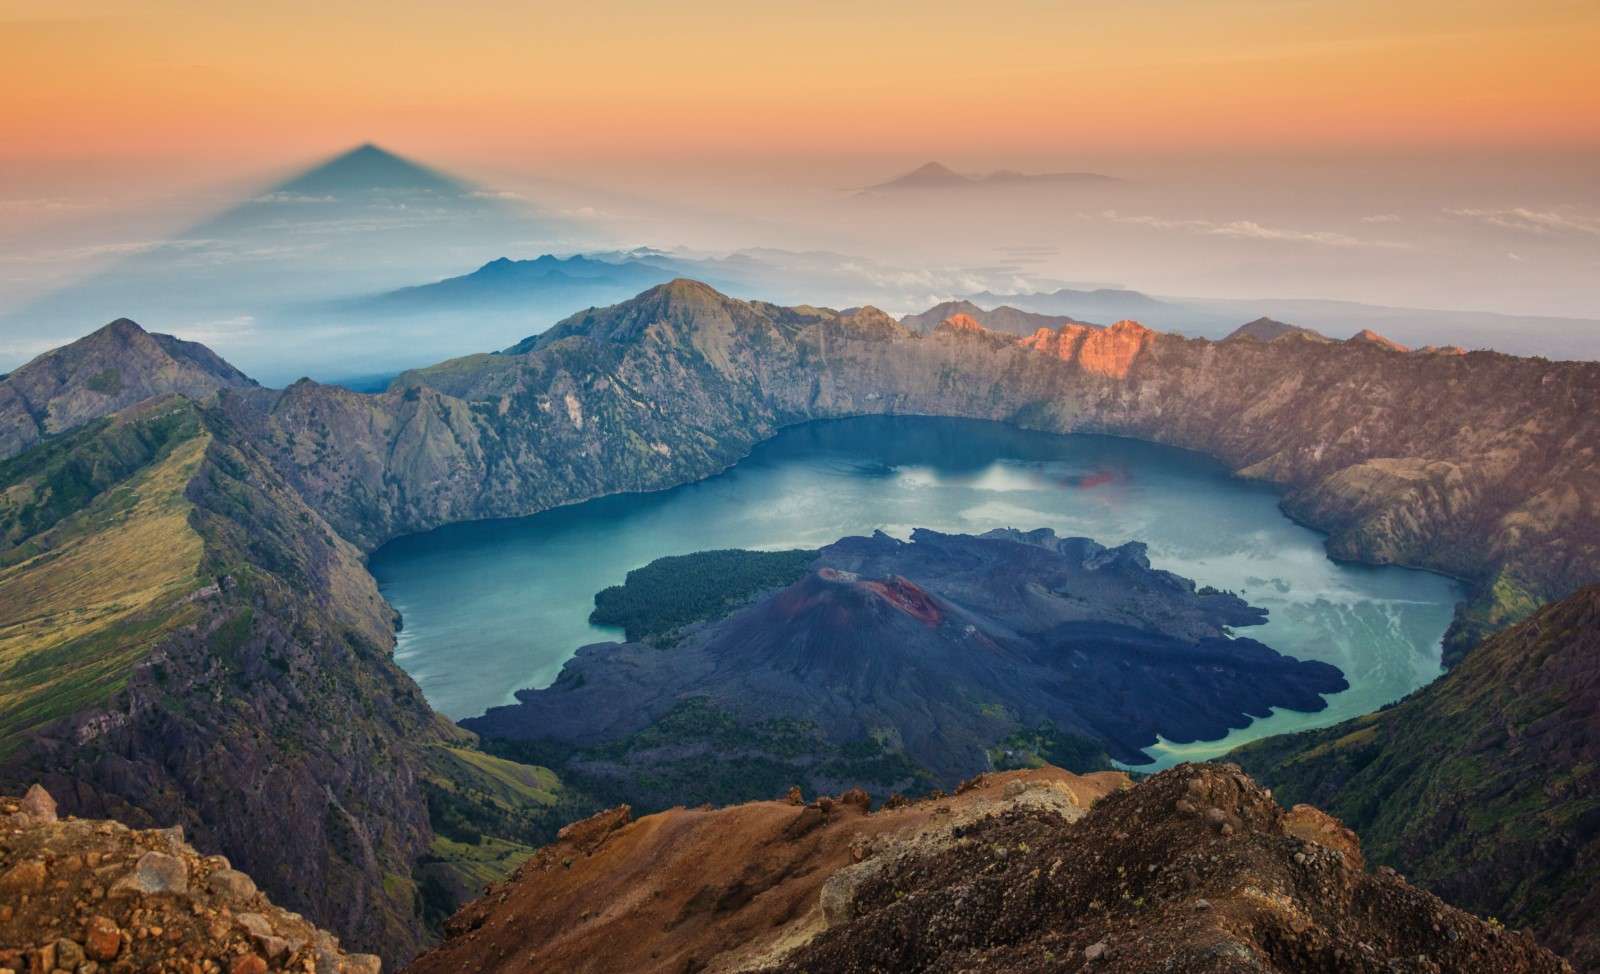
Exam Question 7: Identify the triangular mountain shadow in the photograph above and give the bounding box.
[188,143,512,237]
[277,143,466,196]
[2,144,568,358]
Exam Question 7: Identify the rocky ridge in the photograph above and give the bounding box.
[0,784,380,973]
[0,396,452,966]
[409,764,1570,974]
[0,320,255,461]
[214,281,1596,654]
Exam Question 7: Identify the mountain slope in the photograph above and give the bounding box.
[0,318,255,460]
[1233,585,1600,970]
[0,398,209,751]
[0,384,458,964]
[408,764,1568,974]
[0,325,598,964]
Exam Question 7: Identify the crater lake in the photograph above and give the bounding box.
[368,416,1462,766]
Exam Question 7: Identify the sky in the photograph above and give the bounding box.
[2,0,1598,374]
[5,1,1599,166]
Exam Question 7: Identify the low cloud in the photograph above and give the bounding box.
[252,192,337,204]
[168,314,258,345]
[1445,206,1600,237]
[1098,210,1407,249]
[0,238,213,264]
[0,197,98,213]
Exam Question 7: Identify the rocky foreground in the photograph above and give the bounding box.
[410,764,1569,974]
[1236,584,1600,970]
[0,785,380,974]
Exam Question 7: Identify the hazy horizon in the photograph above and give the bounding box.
[3,1,1597,379]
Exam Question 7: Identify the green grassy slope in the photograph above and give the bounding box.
[0,398,209,752]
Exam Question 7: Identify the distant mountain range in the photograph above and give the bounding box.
[899,299,1093,336]
[347,255,678,315]
[861,161,1117,193]
[964,287,1600,359]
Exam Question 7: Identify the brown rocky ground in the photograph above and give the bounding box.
[409,764,1569,973]
[408,768,1126,974]
[0,785,380,974]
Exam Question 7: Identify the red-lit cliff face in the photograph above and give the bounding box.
[1018,318,1156,377]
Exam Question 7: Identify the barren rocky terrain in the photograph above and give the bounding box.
[410,764,1571,974]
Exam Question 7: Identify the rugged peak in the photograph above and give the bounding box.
[1349,328,1409,352]
[526,278,752,352]
[1108,318,1151,333]
[653,277,726,300]
[97,317,148,339]
[632,278,742,324]
[0,320,256,460]
[0,787,381,973]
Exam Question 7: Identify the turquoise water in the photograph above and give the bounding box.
[369,416,1461,766]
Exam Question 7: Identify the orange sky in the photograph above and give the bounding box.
[4,0,1599,169]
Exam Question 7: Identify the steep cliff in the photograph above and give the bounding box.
[1233,585,1600,970]
[0,393,454,966]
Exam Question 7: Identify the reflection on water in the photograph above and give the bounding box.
[369,416,1461,766]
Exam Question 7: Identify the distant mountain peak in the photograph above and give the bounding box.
[273,143,465,197]
[863,161,1115,193]
[1224,317,1328,344]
